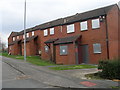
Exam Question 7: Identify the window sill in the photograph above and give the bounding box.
[67,32,74,34]
[94,52,101,54]
[60,54,68,56]
[92,27,100,30]
[81,29,88,32]
[50,34,54,36]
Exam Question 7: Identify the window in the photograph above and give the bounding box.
[67,24,74,33]
[32,31,34,36]
[92,19,100,29]
[45,46,49,52]
[13,37,15,41]
[60,46,68,55]
[93,43,101,53]
[44,29,48,36]
[23,35,24,39]
[17,36,19,39]
[80,21,88,31]
[27,33,29,38]
[50,28,54,35]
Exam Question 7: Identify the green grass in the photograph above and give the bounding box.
[111,86,120,89]
[1,52,56,66]
[49,64,97,70]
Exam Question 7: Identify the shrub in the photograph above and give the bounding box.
[98,59,120,80]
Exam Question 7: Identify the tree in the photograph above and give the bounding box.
[0,37,7,53]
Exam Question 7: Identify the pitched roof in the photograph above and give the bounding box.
[12,4,116,36]
[54,35,81,45]
[22,35,38,43]
[36,4,116,30]
[44,38,59,44]
[8,40,21,45]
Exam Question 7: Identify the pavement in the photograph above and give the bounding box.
[1,56,118,88]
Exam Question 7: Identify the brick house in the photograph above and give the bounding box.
[8,4,120,64]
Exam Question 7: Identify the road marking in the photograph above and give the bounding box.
[80,81,97,87]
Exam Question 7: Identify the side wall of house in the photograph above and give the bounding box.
[118,7,120,59]
[107,6,119,59]
[55,43,76,65]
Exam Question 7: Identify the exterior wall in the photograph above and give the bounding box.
[55,44,76,65]
[119,8,120,59]
[8,5,120,64]
[8,30,41,56]
[40,18,108,64]
[107,5,120,59]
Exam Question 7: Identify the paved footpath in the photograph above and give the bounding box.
[2,56,118,88]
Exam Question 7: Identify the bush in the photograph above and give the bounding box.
[98,59,120,80]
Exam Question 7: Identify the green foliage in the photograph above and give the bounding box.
[98,59,120,79]
[1,52,56,66]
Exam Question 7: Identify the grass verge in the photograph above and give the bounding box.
[49,64,97,70]
[1,52,56,66]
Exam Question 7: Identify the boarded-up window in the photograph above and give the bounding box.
[92,19,100,29]
[44,29,48,36]
[13,37,15,41]
[60,46,68,55]
[67,24,74,33]
[50,28,54,35]
[45,46,49,52]
[93,43,101,53]
[32,31,34,36]
[80,21,88,31]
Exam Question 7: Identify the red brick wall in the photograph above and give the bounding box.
[40,18,108,64]
[8,5,119,64]
[55,44,76,65]
[118,9,120,58]
[107,5,119,59]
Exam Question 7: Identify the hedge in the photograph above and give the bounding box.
[98,59,120,80]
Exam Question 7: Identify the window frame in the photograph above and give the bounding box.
[44,29,48,36]
[44,46,49,52]
[32,31,34,36]
[17,36,19,39]
[80,21,88,31]
[67,24,75,33]
[60,46,68,55]
[92,18,100,29]
[50,28,54,35]
[93,43,102,54]
[26,33,29,38]
[13,37,15,41]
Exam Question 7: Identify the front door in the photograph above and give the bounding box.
[81,45,89,63]
[78,45,89,64]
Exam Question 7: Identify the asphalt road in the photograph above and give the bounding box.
[1,56,118,89]
[2,59,53,88]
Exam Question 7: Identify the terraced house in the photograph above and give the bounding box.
[8,4,120,64]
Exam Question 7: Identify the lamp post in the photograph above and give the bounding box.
[24,0,26,61]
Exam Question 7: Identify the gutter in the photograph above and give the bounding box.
[105,15,110,60]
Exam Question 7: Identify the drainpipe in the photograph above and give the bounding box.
[104,15,110,60]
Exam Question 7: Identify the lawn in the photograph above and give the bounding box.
[1,52,97,70]
[49,64,97,70]
[1,52,56,66]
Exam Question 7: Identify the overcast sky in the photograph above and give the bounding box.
[0,0,119,46]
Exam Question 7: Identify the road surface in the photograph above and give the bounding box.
[1,56,118,88]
